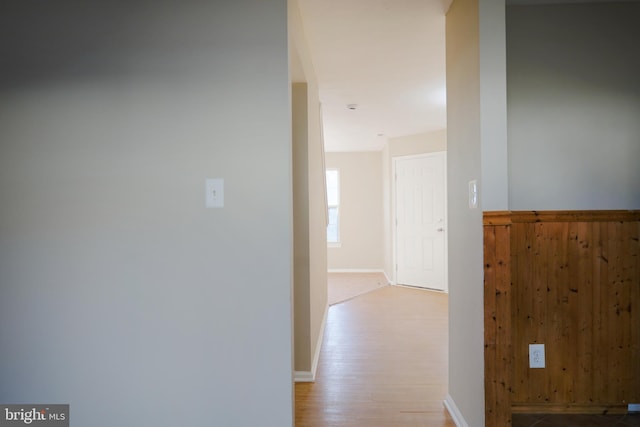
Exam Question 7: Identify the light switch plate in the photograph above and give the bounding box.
[469,180,478,209]
[529,344,545,369]
[205,178,224,208]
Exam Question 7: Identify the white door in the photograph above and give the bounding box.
[394,152,447,291]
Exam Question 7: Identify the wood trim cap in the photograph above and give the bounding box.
[484,210,640,225]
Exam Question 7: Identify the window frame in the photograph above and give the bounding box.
[325,168,341,247]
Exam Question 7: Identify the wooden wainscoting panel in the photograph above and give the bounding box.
[485,211,640,420]
[601,220,640,403]
[510,215,640,410]
[484,223,512,426]
[575,221,594,404]
[484,225,498,426]
[511,218,528,404]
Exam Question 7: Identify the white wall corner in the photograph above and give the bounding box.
[294,303,329,383]
[444,394,470,427]
[383,270,395,285]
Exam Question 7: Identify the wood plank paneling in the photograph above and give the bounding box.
[484,225,498,426]
[484,211,640,426]
[484,224,512,426]
[575,221,594,404]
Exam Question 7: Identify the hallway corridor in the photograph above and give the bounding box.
[295,285,455,426]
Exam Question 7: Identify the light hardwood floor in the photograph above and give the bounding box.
[327,272,388,305]
[295,285,455,427]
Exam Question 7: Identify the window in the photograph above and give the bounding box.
[326,169,340,244]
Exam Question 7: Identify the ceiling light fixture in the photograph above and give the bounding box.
[347,104,358,110]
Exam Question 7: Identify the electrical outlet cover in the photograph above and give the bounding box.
[529,344,545,369]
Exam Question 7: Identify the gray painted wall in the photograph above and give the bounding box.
[446,0,486,425]
[447,0,509,425]
[292,83,312,371]
[290,0,329,382]
[507,2,640,210]
[0,2,293,426]
[480,0,509,211]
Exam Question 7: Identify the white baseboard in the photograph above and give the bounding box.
[310,303,329,380]
[444,394,469,427]
[294,303,329,383]
[328,269,384,273]
[293,370,314,382]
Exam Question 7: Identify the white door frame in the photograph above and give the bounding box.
[391,151,448,292]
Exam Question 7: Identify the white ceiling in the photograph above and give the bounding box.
[296,0,640,152]
[296,0,449,152]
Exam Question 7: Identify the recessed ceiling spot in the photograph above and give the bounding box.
[347,104,358,110]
